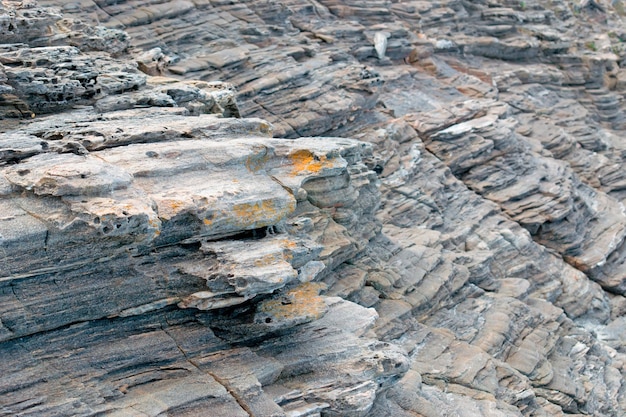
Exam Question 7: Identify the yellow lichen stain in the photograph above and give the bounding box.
[232,199,293,224]
[289,150,328,175]
[254,252,285,267]
[258,121,272,136]
[203,218,213,226]
[252,239,297,267]
[122,204,135,213]
[148,217,161,231]
[157,199,189,220]
[281,239,297,249]
[258,282,328,321]
[168,200,187,211]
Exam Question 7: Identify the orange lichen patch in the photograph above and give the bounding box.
[257,282,328,322]
[280,239,297,249]
[231,198,295,225]
[255,239,298,265]
[289,149,328,175]
[258,121,272,136]
[156,199,191,220]
[272,239,298,261]
[254,252,286,267]
[121,203,135,212]
[148,218,161,235]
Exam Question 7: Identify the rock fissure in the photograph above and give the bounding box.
[205,371,256,417]
[159,325,227,394]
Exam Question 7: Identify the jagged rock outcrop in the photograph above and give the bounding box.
[3,0,626,416]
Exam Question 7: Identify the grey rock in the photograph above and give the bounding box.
[3,0,626,416]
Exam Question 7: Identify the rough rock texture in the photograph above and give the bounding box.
[3,0,626,416]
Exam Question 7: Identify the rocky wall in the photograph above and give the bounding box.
[3,0,626,416]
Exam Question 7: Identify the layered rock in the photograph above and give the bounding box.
[0,3,409,416]
[0,93,407,416]
[3,0,626,416]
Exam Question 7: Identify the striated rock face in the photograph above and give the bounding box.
[3,0,626,416]
[0,3,407,416]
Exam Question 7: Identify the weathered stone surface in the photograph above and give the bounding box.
[3,0,626,416]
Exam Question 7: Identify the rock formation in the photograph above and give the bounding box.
[2,0,626,416]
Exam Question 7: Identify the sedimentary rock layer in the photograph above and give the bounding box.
[2,0,626,416]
